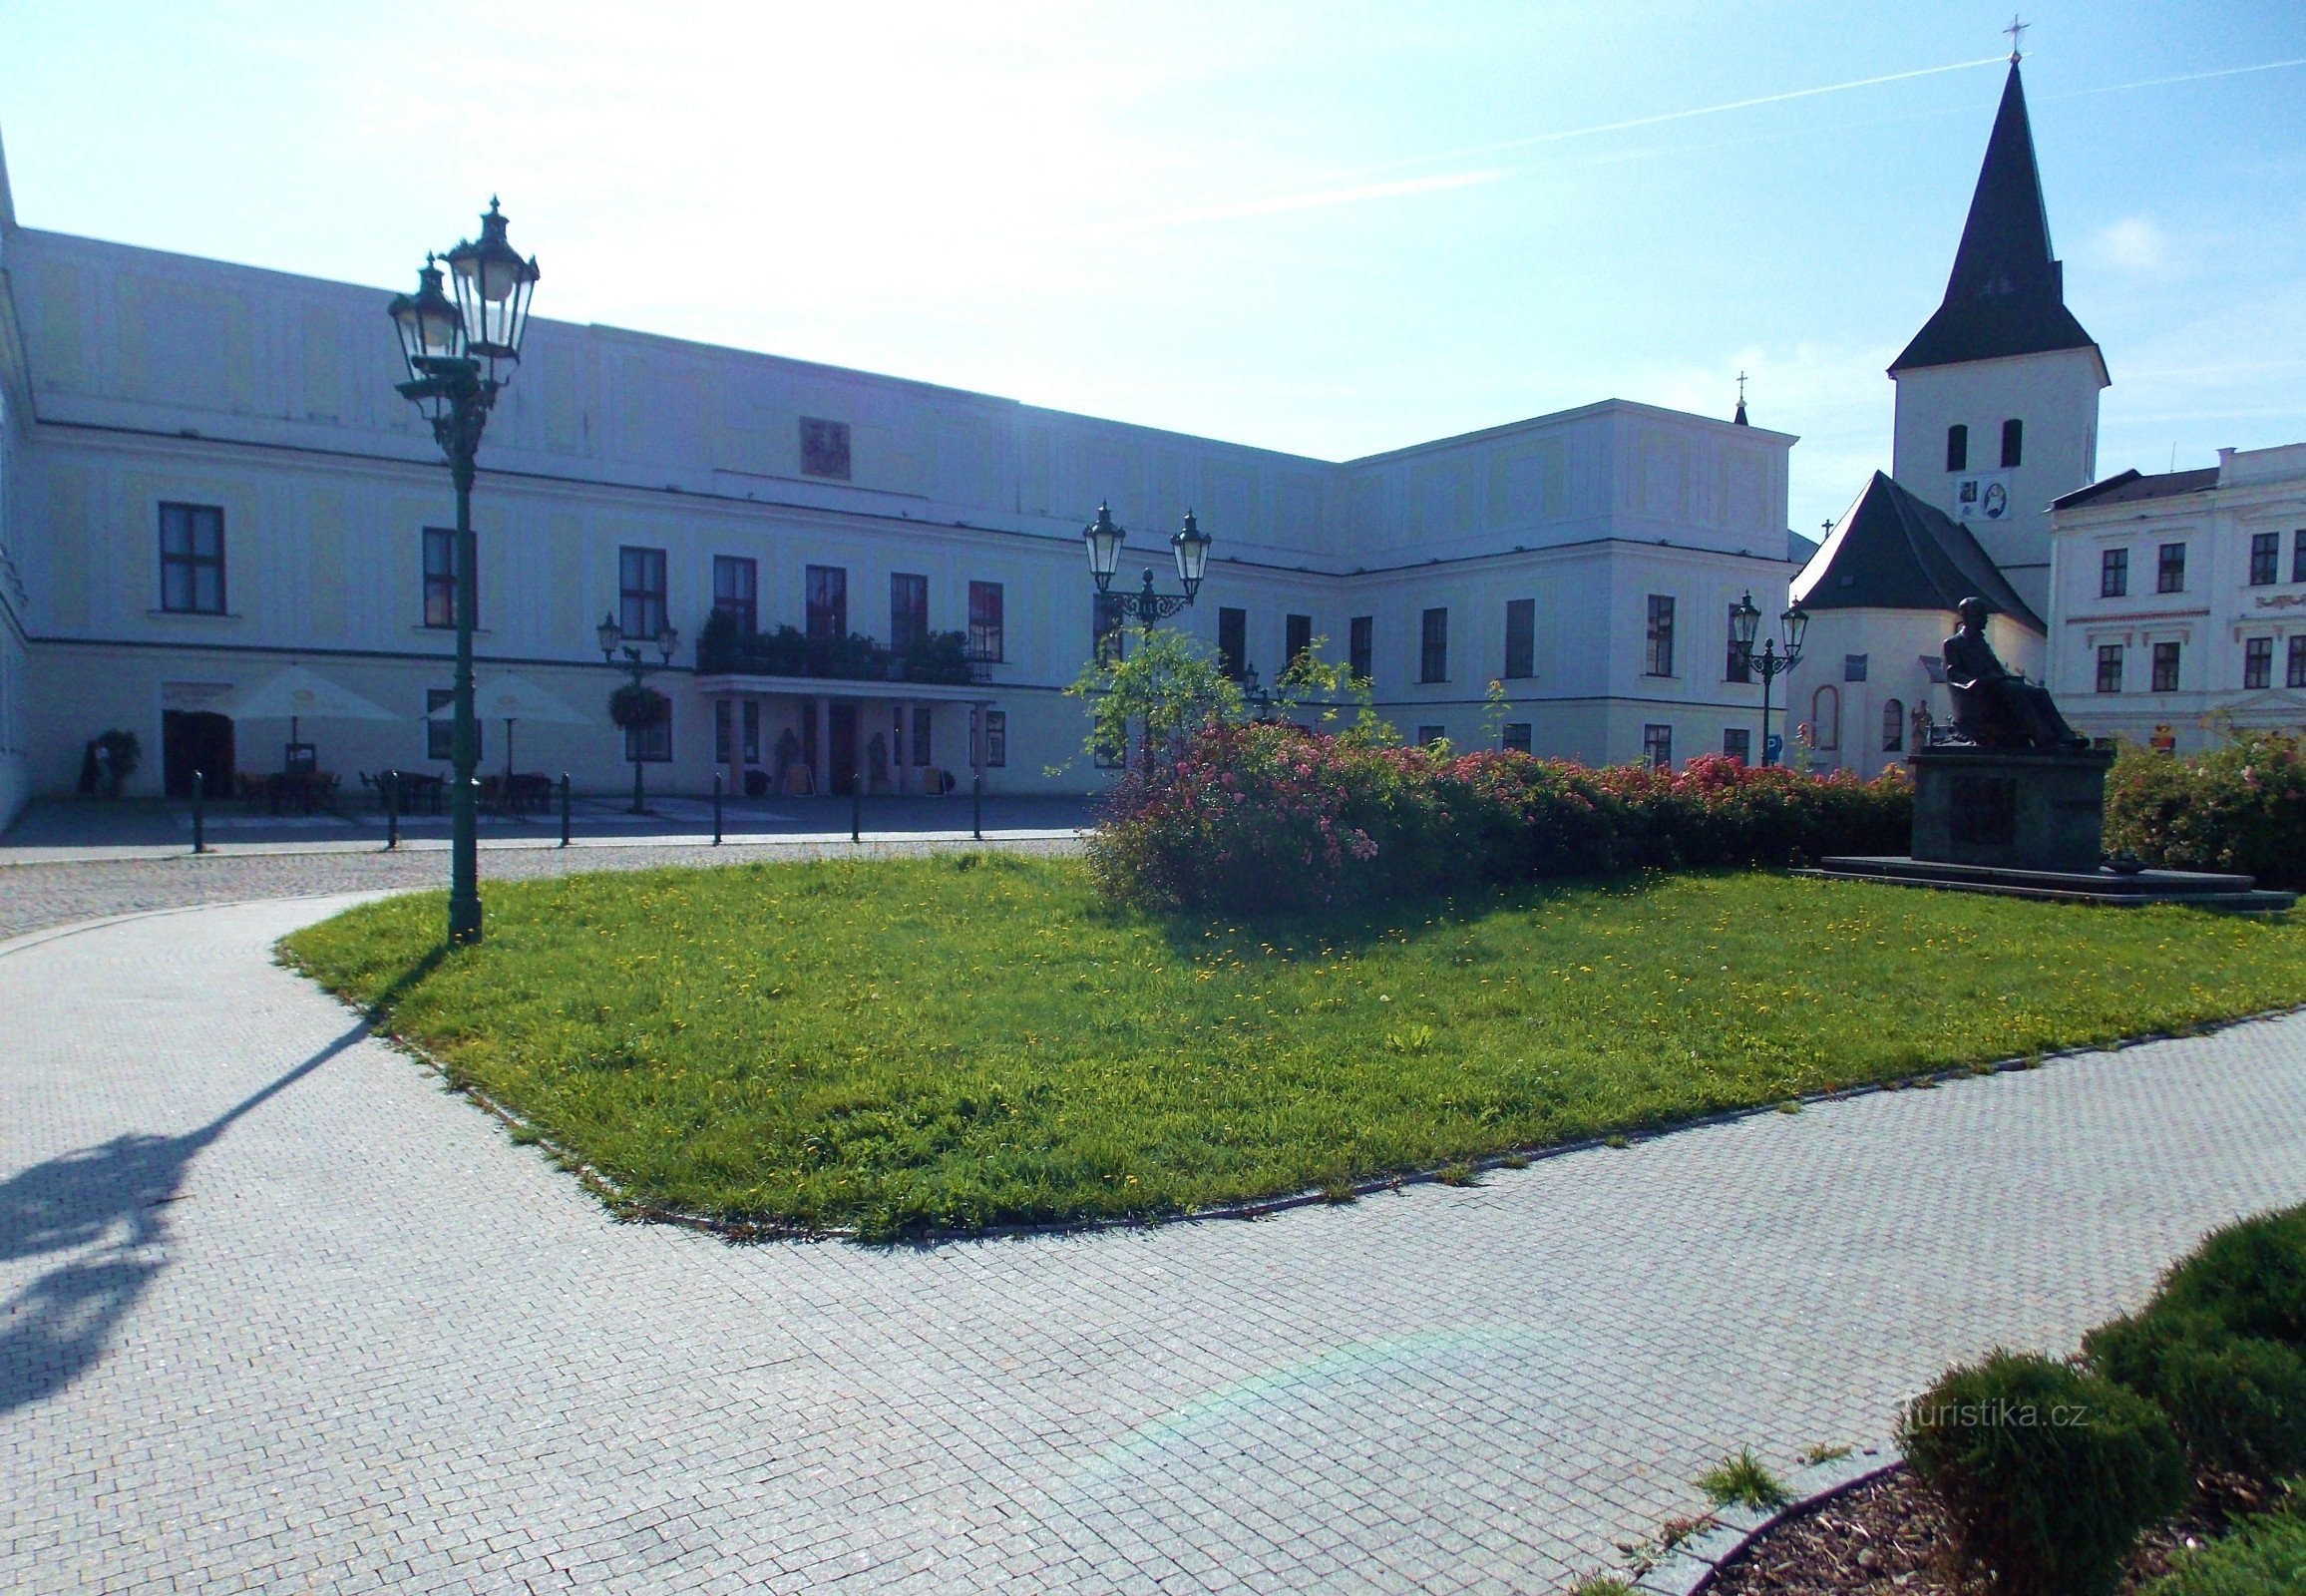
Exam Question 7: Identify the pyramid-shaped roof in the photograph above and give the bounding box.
[1791,471,2045,631]
[1890,63,2102,376]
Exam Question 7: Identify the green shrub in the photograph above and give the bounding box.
[2145,1503,2306,1596]
[2105,732,2306,890]
[1899,1350,2190,1596]
[2153,1209,2306,1350]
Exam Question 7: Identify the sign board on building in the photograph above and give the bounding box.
[1952,473,2013,521]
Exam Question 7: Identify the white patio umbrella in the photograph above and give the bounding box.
[211,665,401,764]
[426,673,587,782]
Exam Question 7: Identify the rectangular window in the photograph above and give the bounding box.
[1218,606,1249,679]
[1643,723,1673,769]
[2000,417,2024,469]
[2151,640,2180,693]
[1504,598,1535,679]
[1844,653,1869,683]
[1348,615,1373,682]
[799,417,851,480]
[2294,530,2306,585]
[2096,644,2123,694]
[1420,606,1449,683]
[1645,596,1675,677]
[967,581,1004,662]
[982,709,1007,768]
[2250,533,2280,587]
[625,713,671,763]
[1725,604,1750,683]
[619,546,668,639]
[2157,543,2186,594]
[1416,724,1445,749]
[159,503,226,614]
[425,688,481,762]
[1092,593,1127,664]
[1286,612,1313,667]
[2101,548,2128,598]
[805,564,848,639]
[714,699,733,764]
[1945,424,1968,472]
[1502,722,1532,754]
[2290,636,2306,689]
[912,705,933,766]
[1723,727,1751,764]
[1881,698,1905,752]
[890,572,929,651]
[421,526,470,629]
[2244,636,2274,690]
[742,700,761,764]
[713,556,758,631]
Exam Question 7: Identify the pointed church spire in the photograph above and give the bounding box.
[1732,370,1749,425]
[1888,56,2101,375]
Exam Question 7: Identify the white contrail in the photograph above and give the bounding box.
[2054,56,2306,98]
[1117,55,2007,230]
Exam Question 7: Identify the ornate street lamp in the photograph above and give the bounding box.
[598,612,680,815]
[388,200,540,946]
[1082,503,1211,630]
[1730,591,1808,768]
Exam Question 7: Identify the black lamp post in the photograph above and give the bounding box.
[1083,503,1211,633]
[1730,591,1809,768]
[597,613,680,815]
[387,200,540,946]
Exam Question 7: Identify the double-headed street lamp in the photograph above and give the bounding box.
[1729,591,1809,768]
[388,200,541,946]
[1083,503,1213,631]
[596,614,681,816]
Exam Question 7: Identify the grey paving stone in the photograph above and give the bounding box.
[4,897,2305,1594]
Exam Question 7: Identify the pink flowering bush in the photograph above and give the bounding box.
[2105,732,2306,889]
[1087,724,1912,913]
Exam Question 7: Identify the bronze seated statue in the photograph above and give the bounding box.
[1943,597,2090,751]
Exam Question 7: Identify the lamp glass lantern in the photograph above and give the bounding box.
[1171,509,1211,598]
[444,199,540,378]
[1730,591,1761,654]
[656,623,680,664]
[1780,600,1809,657]
[597,611,623,658]
[1082,503,1125,592]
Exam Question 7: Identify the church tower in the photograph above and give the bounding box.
[1887,55,2108,618]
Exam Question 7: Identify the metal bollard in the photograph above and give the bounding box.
[851,767,862,845]
[385,770,400,851]
[192,770,206,855]
[972,772,982,841]
[560,773,573,848]
[713,773,723,846]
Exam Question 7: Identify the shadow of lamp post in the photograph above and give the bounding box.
[1730,590,1809,769]
[387,200,540,946]
[598,614,680,815]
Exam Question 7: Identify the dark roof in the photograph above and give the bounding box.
[1785,527,1820,566]
[1889,63,2103,376]
[1792,471,2046,631]
[2051,465,2220,511]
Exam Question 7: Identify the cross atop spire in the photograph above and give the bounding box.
[2004,15,2028,63]
[1732,371,1749,426]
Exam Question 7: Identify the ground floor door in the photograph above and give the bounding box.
[162,711,234,798]
[828,702,859,796]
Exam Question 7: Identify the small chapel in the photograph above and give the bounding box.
[1784,43,2109,774]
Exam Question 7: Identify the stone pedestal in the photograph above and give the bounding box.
[1907,746,2114,873]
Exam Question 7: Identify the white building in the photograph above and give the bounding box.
[0,127,1807,828]
[1786,56,2106,774]
[2046,441,2306,751]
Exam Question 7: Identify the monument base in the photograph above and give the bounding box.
[1800,856,2295,912]
[1908,746,2114,873]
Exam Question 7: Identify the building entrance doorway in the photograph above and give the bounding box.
[828,702,859,797]
[163,710,234,798]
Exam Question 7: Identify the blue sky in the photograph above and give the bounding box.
[2,1,2301,536]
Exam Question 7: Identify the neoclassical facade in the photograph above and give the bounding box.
[0,132,1807,827]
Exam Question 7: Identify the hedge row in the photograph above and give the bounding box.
[1086,722,1912,914]
[2105,732,2306,890]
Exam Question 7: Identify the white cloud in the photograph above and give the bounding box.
[2090,215,2173,273]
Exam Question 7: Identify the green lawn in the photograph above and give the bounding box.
[280,856,2306,1239]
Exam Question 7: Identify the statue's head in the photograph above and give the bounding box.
[1957,597,1992,628]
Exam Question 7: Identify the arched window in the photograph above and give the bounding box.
[1811,685,1840,751]
[2001,418,2024,468]
[1882,697,1905,752]
[1946,424,1968,472]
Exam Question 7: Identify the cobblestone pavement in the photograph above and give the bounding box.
[0,831,1080,943]
[5,899,2305,1595]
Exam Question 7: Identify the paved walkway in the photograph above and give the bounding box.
[5,899,2305,1595]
